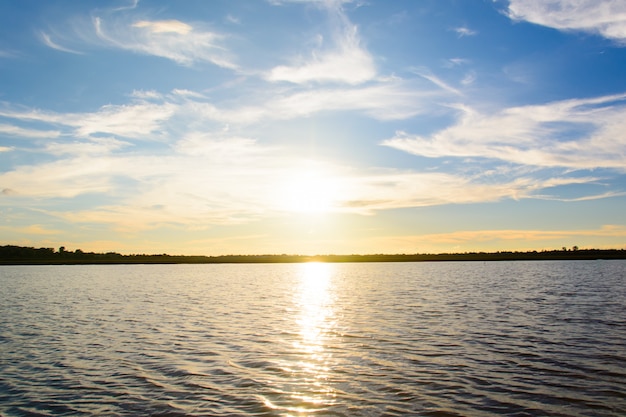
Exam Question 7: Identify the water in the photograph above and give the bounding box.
[1,260,625,416]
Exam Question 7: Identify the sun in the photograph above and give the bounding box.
[280,168,340,214]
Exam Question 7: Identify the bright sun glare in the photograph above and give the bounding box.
[281,169,339,214]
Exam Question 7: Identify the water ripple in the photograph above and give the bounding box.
[1,261,625,416]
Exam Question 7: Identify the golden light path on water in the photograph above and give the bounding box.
[261,262,338,416]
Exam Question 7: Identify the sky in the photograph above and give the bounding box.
[1,0,625,256]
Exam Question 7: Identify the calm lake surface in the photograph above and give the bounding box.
[1,261,625,416]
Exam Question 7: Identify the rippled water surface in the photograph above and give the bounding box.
[1,261,625,416]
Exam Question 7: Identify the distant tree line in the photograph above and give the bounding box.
[1,244,625,265]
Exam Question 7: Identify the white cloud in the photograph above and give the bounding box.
[263,81,445,120]
[0,102,175,140]
[0,123,61,139]
[0,106,66,125]
[93,17,237,68]
[265,1,375,84]
[45,137,131,156]
[132,20,192,35]
[453,26,477,37]
[336,171,610,213]
[171,89,206,98]
[173,132,264,157]
[130,89,163,100]
[0,157,116,198]
[507,0,626,43]
[383,93,626,170]
[74,102,176,138]
[127,79,448,126]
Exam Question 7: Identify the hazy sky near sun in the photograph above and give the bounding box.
[1,0,625,255]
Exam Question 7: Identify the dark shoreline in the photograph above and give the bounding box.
[1,245,625,265]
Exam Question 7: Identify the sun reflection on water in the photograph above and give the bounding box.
[291,262,337,413]
[258,262,339,415]
[297,262,332,346]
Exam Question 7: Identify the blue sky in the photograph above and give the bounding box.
[1,0,625,255]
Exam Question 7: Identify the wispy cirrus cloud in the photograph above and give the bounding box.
[383,92,626,170]
[259,80,447,120]
[0,102,175,140]
[0,49,18,59]
[3,81,621,233]
[2,93,602,230]
[132,20,192,35]
[289,224,626,254]
[1,140,600,230]
[39,32,82,54]
[0,224,61,236]
[0,123,61,139]
[337,171,611,213]
[453,26,477,37]
[0,156,117,198]
[444,58,470,67]
[267,0,355,7]
[73,102,176,138]
[170,79,449,124]
[413,68,463,96]
[93,17,238,68]
[45,137,131,156]
[507,0,626,43]
[39,7,237,69]
[112,0,139,12]
[0,75,450,161]
[412,224,626,244]
[0,77,448,143]
[265,0,375,84]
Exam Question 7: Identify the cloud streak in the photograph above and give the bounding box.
[39,32,82,54]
